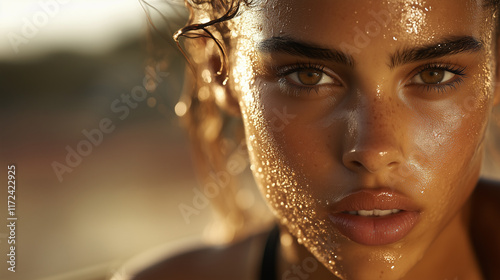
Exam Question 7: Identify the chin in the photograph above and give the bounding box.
[281,213,431,280]
[322,241,424,280]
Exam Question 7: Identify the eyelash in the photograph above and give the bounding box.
[276,63,333,97]
[274,62,467,97]
[409,63,467,94]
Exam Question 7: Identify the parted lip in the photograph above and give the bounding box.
[327,188,422,245]
[329,188,421,213]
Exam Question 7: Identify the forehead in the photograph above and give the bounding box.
[235,0,492,52]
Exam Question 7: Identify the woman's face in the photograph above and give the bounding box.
[226,0,499,279]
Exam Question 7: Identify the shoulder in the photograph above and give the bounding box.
[470,178,500,279]
[117,229,270,280]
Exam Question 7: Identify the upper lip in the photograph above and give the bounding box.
[329,188,420,213]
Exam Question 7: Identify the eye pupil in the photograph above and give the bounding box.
[298,70,322,85]
[420,69,445,84]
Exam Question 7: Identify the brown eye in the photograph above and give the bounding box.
[411,68,455,85]
[420,69,445,84]
[297,70,322,85]
[287,68,334,86]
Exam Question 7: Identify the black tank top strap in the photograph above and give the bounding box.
[259,225,280,280]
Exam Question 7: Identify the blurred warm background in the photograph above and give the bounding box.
[0,1,221,279]
[1,1,500,280]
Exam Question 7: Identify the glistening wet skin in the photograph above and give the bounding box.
[225,0,499,279]
[169,0,500,279]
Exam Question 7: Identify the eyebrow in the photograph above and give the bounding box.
[257,36,355,67]
[257,36,483,69]
[389,36,483,68]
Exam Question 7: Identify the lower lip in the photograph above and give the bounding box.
[328,211,419,246]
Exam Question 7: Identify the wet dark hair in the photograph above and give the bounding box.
[172,0,500,240]
[174,0,253,77]
[172,1,257,240]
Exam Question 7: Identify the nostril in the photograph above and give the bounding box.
[343,149,402,174]
[387,161,399,168]
[352,161,363,168]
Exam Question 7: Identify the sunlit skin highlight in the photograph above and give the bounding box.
[223,0,500,279]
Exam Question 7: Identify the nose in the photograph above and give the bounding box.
[343,147,402,173]
[342,98,404,174]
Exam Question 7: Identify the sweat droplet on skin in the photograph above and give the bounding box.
[226,1,499,279]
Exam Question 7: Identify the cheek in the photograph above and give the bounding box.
[239,82,348,276]
[408,83,493,224]
[259,93,334,173]
[239,82,312,205]
[241,80,344,204]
